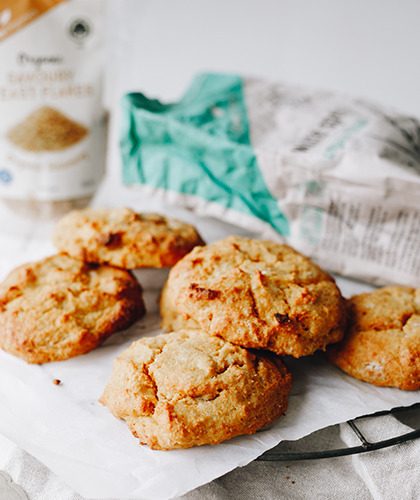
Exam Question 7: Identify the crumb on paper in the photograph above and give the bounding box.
[53,379,61,385]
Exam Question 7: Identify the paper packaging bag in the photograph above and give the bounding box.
[0,0,106,223]
[121,73,420,287]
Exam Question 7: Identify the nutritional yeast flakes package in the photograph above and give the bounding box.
[0,0,105,221]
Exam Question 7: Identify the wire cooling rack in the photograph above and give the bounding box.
[257,403,420,461]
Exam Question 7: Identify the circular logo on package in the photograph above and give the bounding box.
[68,18,91,43]
[0,169,12,184]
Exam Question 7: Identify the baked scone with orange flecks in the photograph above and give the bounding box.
[52,207,204,269]
[160,235,346,358]
[327,286,420,390]
[99,328,292,450]
[0,254,144,363]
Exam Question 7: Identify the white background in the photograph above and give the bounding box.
[105,0,420,208]
[106,0,420,116]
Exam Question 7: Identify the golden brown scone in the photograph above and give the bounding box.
[0,254,145,364]
[160,236,346,358]
[99,329,292,450]
[51,207,204,269]
[327,286,420,390]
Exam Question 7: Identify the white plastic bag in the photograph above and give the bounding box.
[121,73,420,286]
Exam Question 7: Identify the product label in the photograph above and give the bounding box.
[283,180,420,286]
[0,0,105,202]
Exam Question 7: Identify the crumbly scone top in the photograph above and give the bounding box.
[327,286,420,390]
[0,254,144,363]
[347,286,420,331]
[51,207,204,268]
[162,235,346,357]
[100,329,292,450]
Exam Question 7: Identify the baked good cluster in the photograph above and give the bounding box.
[0,206,417,451]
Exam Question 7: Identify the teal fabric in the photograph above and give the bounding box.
[121,73,289,235]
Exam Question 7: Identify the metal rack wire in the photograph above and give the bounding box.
[257,404,420,461]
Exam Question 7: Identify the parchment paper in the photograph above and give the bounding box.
[0,191,419,500]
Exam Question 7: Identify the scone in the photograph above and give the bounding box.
[99,329,292,450]
[51,207,204,269]
[160,236,346,358]
[327,286,420,390]
[0,254,145,364]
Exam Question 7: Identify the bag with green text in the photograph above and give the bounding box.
[121,73,420,287]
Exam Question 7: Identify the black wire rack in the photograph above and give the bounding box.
[257,403,420,462]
